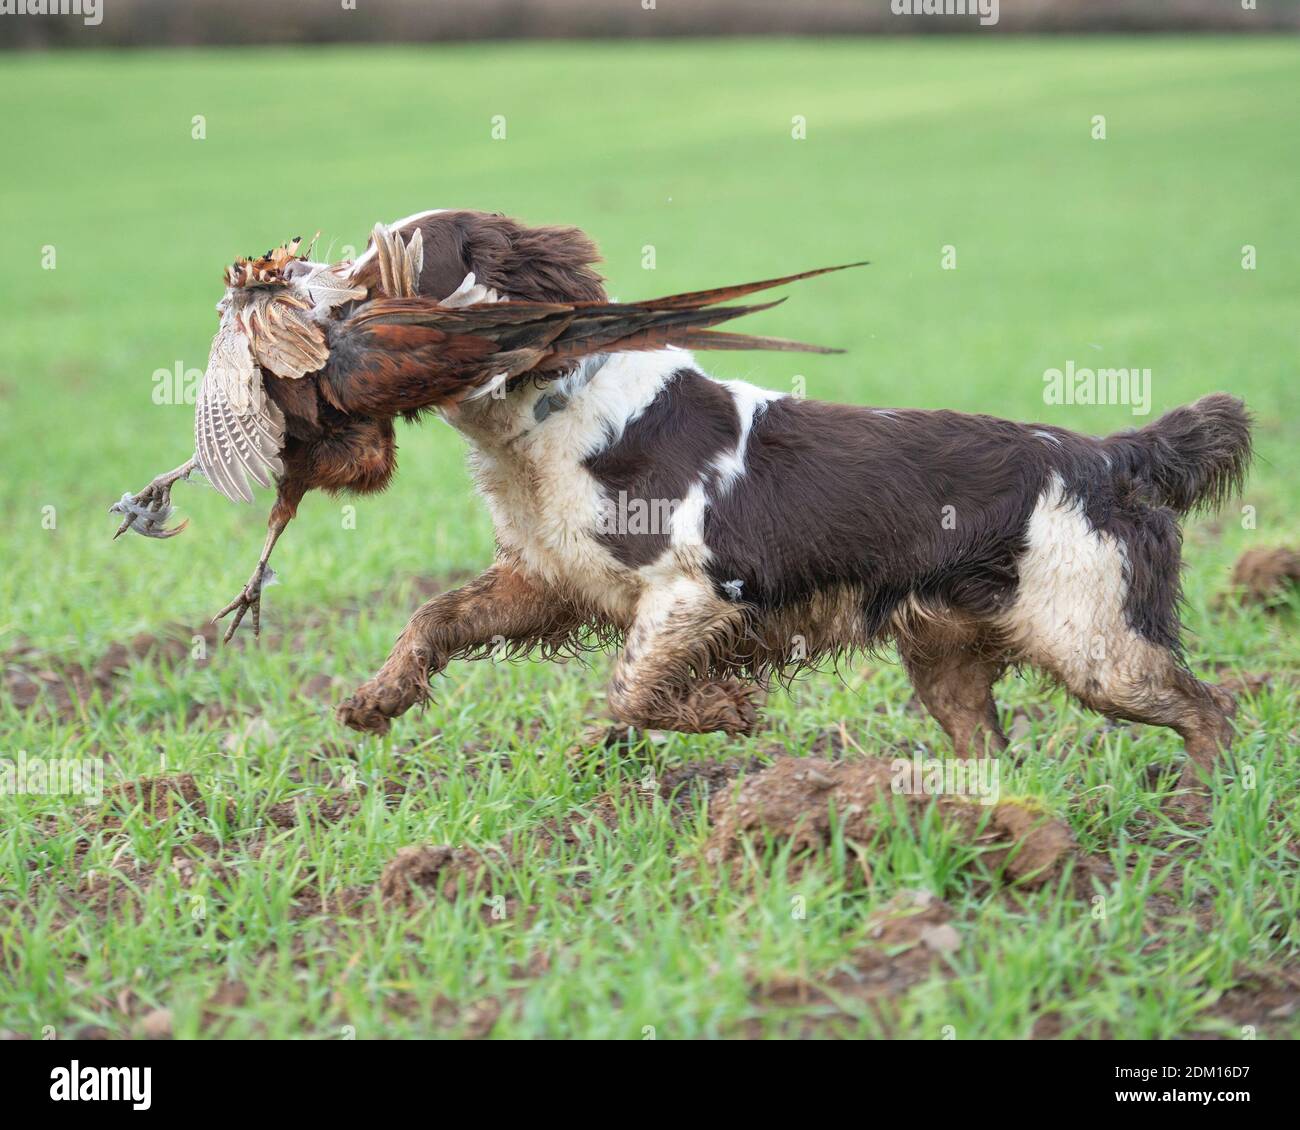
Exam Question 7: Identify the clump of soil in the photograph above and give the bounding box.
[79,772,238,835]
[102,774,208,823]
[990,798,1077,883]
[1221,546,1300,610]
[5,572,474,720]
[377,845,495,909]
[201,982,250,1036]
[266,793,358,829]
[705,756,1077,889]
[138,1008,173,1040]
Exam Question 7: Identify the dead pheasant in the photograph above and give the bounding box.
[111,209,861,641]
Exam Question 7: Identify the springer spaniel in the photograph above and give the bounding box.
[336,209,1250,795]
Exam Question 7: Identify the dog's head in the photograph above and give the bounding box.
[349,208,606,305]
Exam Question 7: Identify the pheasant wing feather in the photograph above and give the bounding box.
[369,222,425,299]
[296,262,368,317]
[243,290,330,380]
[194,306,285,503]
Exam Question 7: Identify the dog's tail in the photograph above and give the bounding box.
[1102,394,1252,515]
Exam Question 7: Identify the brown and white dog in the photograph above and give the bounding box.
[336,209,1251,793]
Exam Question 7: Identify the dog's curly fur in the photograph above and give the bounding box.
[335,210,1251,793]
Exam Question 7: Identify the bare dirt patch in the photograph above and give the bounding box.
[200,981,251,1036]
[265,792,359,829]
[29,772,231,846]
[3,625,220,719]
[705,755,1080,890]
[377,844,498,910]
[102,773,213,824]
[21,769,373,933]
[657,755,764,809]
[1192,969,1300,1039]
[1220,546,1300,611]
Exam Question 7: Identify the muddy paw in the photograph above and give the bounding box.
[727,682,761,735]
[335,675,424,734]
[335,695,393,735]
[691,680,760,736]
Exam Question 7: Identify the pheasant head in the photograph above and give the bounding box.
[224,234,317,289]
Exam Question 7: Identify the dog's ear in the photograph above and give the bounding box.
[363,210,606,304]
[487,216,607,303]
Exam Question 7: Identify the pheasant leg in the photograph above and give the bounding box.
[213,519,287,643]
[110,455,198,539]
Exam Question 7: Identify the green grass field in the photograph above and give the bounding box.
[1,38,1297,1039]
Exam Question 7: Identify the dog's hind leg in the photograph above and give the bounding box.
[605,578,757,735]
[1072,664,1235,792]
[1001,477,1235,796]
[900,645,1008,757]
[895,617,1008,757]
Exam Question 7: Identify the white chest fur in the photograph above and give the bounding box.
[451,350,687,617]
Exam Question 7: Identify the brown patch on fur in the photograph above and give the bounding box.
[703,400,1035,631]
[584,368,740,567]
[703,395,1249,653]
[894,613,1009,757]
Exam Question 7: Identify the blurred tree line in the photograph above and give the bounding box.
[1,0,1293,50]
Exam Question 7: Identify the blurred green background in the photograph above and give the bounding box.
[1,38,1297,1039]
[2,38,1296,650]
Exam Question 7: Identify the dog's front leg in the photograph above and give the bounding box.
[337,560,578,734]
[604,579,759,736]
